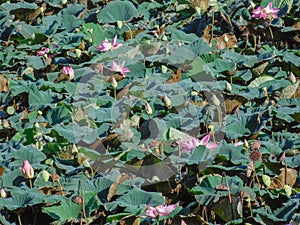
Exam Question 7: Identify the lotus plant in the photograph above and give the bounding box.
[96,35,123,52]
[110,61,130,77]
[145,204,177,218]
[179,133,218,152]
[22,160,34,188]
[252,2,280,20]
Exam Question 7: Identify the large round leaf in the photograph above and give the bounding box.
[97,1,139,23]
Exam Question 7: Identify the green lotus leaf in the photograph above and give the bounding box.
[3,187,44,211]
[97,1,139,23]
[105,187,164,215]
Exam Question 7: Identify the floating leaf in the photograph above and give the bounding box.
[97,1,139,23]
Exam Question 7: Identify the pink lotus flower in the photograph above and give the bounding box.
[145,204,177,218]
[110,61,131,77]
[37,47,50,56]
[179,133,218,152]
[22,160,34,179]
[252,2,280,20]
[62,66,74,80]
[96,35,122,52]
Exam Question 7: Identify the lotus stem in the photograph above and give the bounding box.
[210,10,214,45]
[268,26,274,44]
[113,87,117,99]
[17,214,22,225]
[29,179,33,189]
[80,183,88,225]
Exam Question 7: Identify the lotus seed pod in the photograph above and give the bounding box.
[61,0,67,5]
[38,110,43,115]
[162,35,168,41]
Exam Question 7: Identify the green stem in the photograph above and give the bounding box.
[268,26,274,43]
[29,179,33,189]
[113,87,117,99]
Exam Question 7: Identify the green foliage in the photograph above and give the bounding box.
[0,0,299,224]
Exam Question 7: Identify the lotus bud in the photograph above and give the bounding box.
[290,72,296,83]
[161,65,168,74]
[72,144,78,154]
[244,139,249,148]
[226,81,232,92]
[163,95,171,108]
[22,160,34,179]
[111,76,118,88]
[0,189,7,198]
[38,110,43,115]
[224,34,229,43]
[117,20,123,29]
[145,102,153,115]
[75,49,82,58]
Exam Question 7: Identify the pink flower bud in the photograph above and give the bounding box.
[62,66,74,80]
[22,160,34,179]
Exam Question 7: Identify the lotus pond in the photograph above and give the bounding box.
[0,0,299,224]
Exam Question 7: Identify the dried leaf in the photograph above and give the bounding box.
[166,68,182,84]
[215,34,238,50]
[269,167,297,189]
[0,166,5,176]
[123,28,145,41]
[107,174,130,201]
[278,81,299,99]
[277,167,297,187]
[0,74,9,92]
[225,95,247,114]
